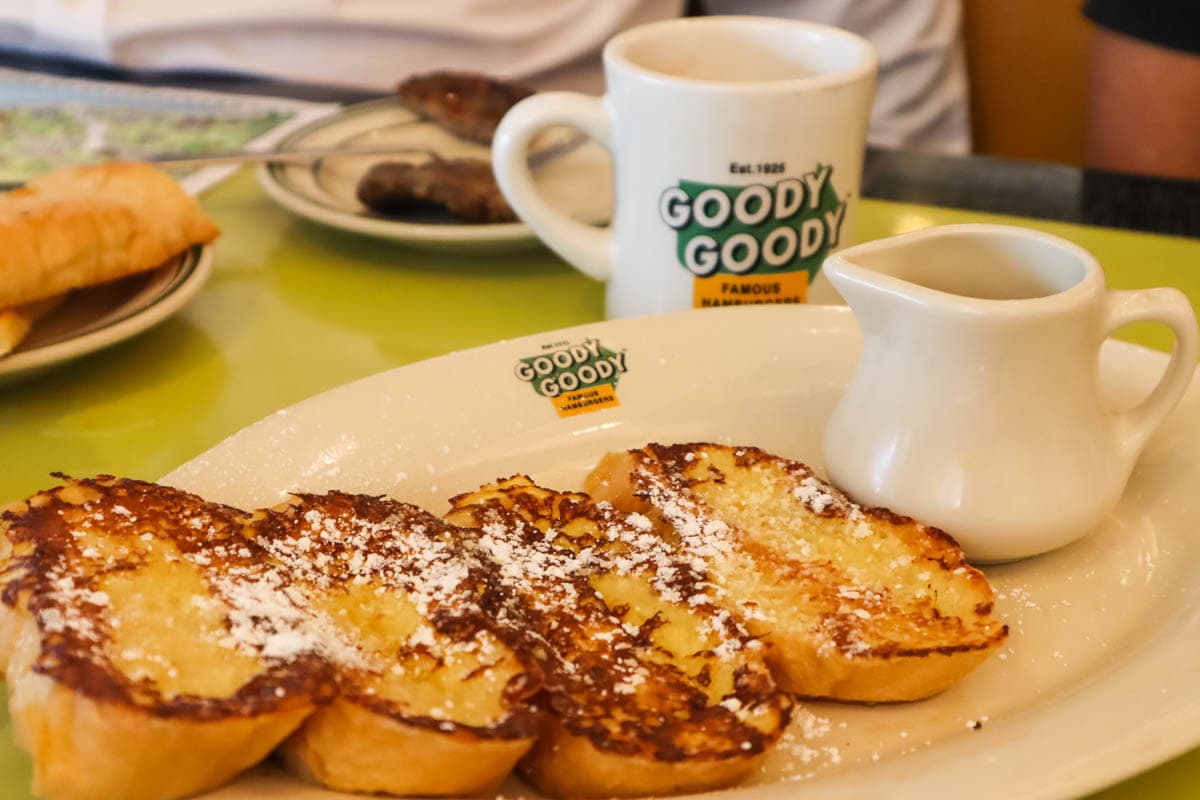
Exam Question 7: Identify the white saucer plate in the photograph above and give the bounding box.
[257,98,612,252]
[168,305,1200,800]
[0,244,213,386]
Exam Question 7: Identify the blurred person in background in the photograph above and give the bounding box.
[1084,0,1200,179]
[701,0,973,155]
[1,0,970,155]
[0,1,684,94]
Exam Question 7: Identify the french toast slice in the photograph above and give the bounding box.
[446,476,792,799]
[586,444,1009,702]
[0,476,330,800]
[249,491,540,796]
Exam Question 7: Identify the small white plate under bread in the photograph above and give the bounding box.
[0,244,211,385]
[0,162,218,384]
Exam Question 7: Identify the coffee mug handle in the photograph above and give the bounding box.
[1102,288,1199,455]
[493,93,613,282]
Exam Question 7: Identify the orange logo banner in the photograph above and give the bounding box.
[693,272,809,308]
[552,384,620,418]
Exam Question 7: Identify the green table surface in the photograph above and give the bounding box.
[1,167,1198,798]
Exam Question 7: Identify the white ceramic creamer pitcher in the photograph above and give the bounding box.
[821,224,1198,562]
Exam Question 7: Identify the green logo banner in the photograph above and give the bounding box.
[659,164,847,279]
[514,338,627,399]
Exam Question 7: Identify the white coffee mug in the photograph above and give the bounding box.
[494,15,877,319]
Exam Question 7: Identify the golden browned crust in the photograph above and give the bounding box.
[0,475,329,800]
[6,615,312,800]
[248,491,540,795]
[520,715,770,799]
[251,492,540,737]
[279,698,534,797]
[0,162,220,309]
[0,478,548,800]
[0,475,329,717]
[0,444,1008,797]
[447,476,791,798]
[585,444,1009,703]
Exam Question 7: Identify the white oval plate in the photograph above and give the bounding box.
[257,98,612,252]
[0,244,213,385]
[167,305,1200,800]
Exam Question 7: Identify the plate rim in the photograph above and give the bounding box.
[0,243,213,380]
[163,305,1200,799]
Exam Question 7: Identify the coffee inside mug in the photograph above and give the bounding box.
[611,17,874,84]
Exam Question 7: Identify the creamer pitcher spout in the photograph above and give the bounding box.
[818,248,930,333]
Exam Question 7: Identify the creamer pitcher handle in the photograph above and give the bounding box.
[493,93,613,282]
[1103,289,1199,454]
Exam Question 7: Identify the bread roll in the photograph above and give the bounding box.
[0,162,219,310]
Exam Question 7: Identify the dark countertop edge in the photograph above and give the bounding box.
[2,52,1198,239]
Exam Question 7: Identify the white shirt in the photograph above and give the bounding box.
[2,0,684,93]
[703,0,972,154]
[1,0,969,153]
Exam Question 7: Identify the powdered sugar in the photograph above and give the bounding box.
[792,476,838,514]
[635,467,734,565]
[211,566,328,662]
[265,501,481,624]
[448,478,777,744]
